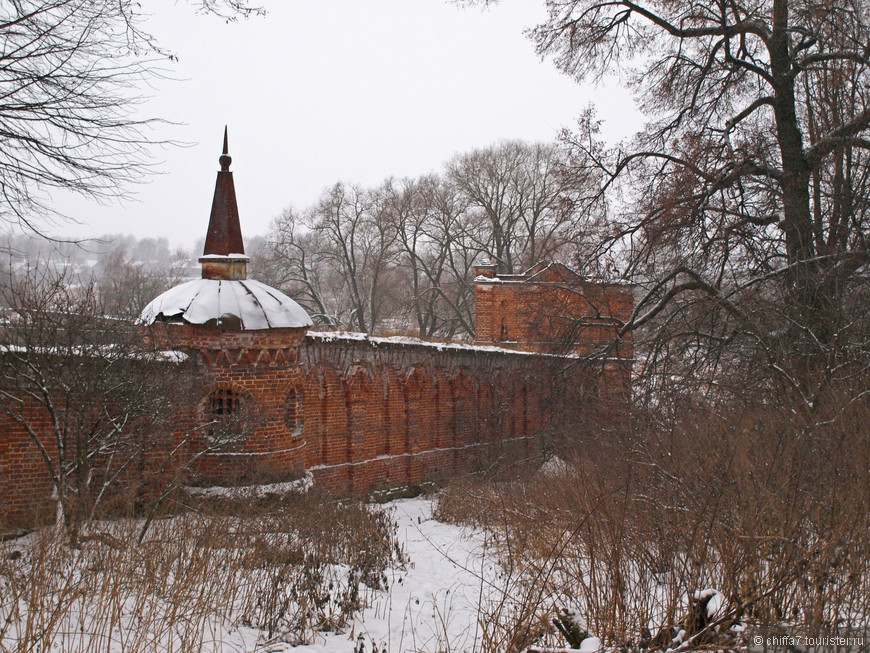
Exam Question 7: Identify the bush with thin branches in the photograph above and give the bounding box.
[437,391,870,652]
[0,492,405,650]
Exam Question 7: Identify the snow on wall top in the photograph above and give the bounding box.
[139,279,313,330]
[306,330,580,358]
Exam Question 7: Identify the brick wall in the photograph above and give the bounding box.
[297,333,555,493]
[474,262,634,359]
[1,266,634,529]
[1,330,561,528]
[0,396,57,528]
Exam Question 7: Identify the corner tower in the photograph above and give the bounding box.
[140,130,313,485]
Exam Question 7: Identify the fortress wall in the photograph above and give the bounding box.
[0,329,628,529]
[296,333,554,493]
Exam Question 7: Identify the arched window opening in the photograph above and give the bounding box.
[203,388,248,450]
[210,388,242,417]
[285,388,305,437]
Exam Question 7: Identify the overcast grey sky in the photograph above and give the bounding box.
[57,0,642,248]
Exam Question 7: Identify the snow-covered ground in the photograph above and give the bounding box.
[291,497,494,653]
[1,497,500,653]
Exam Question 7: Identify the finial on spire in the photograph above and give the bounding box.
[219,125,232,171]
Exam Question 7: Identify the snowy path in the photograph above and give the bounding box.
[289,497,492,653]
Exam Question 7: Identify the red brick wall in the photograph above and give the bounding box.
[1,332,557,527]
[297,335,552,494]
[154,324,311,487]
[1,267,634,528]
[474,264,634,360]
[0,398,56,529]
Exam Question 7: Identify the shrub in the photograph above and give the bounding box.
[0,492,406,650]
[436,392,870,652]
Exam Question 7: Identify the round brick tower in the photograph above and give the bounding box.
[140,129,313,485]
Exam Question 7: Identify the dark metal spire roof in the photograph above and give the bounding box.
[203,127,245,257]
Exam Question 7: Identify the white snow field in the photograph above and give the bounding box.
[291,497,497,653]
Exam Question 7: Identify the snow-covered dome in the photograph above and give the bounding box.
[140,278,313,330]
[139,130,312,332]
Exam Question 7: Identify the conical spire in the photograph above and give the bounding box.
[200,127,248,280]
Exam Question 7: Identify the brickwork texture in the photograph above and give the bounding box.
[1,264,633,529]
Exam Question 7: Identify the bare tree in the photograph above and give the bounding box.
[0,267,198,539]
[465,0,870,407]
[447,141,583,274]
[384,175,478,338]
[263,183,401,334]
[258,142,592,339]
[0,0,262,232]
[422,178,484,338]
[254,208,343,327]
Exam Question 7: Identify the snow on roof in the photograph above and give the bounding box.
[199,253,249,261]
[139,279,313,330]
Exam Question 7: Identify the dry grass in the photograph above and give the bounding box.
[0,492,405,651]
[436,394,870,652]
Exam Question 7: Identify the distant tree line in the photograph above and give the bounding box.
[0,233,191,319]
[252,140,605,339]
